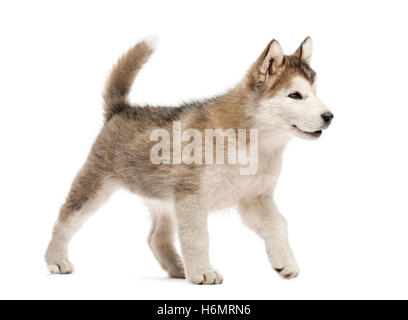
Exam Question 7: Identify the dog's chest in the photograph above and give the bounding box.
[200,162,280,211]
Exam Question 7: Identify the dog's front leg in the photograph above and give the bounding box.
[239,195,299,279]
[175,200,223,285]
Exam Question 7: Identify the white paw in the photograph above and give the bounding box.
[45,249,74,274]
[187,269,223,285]
[267,246,299,280]
[273,260,299,279]
[48,264,61,274]
[47,258,74,274]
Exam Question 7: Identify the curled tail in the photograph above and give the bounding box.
[103,38,156,121]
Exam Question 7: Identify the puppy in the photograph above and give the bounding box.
[45,37,333,284]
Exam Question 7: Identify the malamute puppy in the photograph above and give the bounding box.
[45,37,333,284]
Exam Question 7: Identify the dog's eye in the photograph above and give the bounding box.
[288,92,302,100]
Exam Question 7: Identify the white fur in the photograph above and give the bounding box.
[145,198,185,279]
[239,195,299,279]
[300,37,313,63]
[258,76,331,136]
[144,197,175,216]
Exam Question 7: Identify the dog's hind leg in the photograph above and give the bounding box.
[147,203,185,279]
[45,164,116,274]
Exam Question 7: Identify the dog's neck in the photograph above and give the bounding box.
[204,84,292,154]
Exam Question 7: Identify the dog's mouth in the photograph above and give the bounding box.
[292,125,323,138]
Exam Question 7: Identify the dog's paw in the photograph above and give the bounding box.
[45,250,74,274]
[273,260,299,280]
[167,265,186,279]
[47,259,74,274]
[187,269,223,285]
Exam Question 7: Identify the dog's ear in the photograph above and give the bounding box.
[257,39,284,77]
[292,37,313,64]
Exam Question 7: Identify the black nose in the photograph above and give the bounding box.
[321,112,334,125]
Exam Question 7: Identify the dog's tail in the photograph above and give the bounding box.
[103,38,156,121]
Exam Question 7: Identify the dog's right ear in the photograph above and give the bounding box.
[292,37,313,64]
[252,40,284,84]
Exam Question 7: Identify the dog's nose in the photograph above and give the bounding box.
[321,112,334,125]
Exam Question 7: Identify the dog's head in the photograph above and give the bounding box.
[246,37,333,140]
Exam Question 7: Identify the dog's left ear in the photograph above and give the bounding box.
[293,37,313,64]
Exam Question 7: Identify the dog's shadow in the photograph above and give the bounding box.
[138,276,187,284]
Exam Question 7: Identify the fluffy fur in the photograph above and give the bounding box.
[45,37,333,284]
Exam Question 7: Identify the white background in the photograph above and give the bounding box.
[1,0,407,300]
